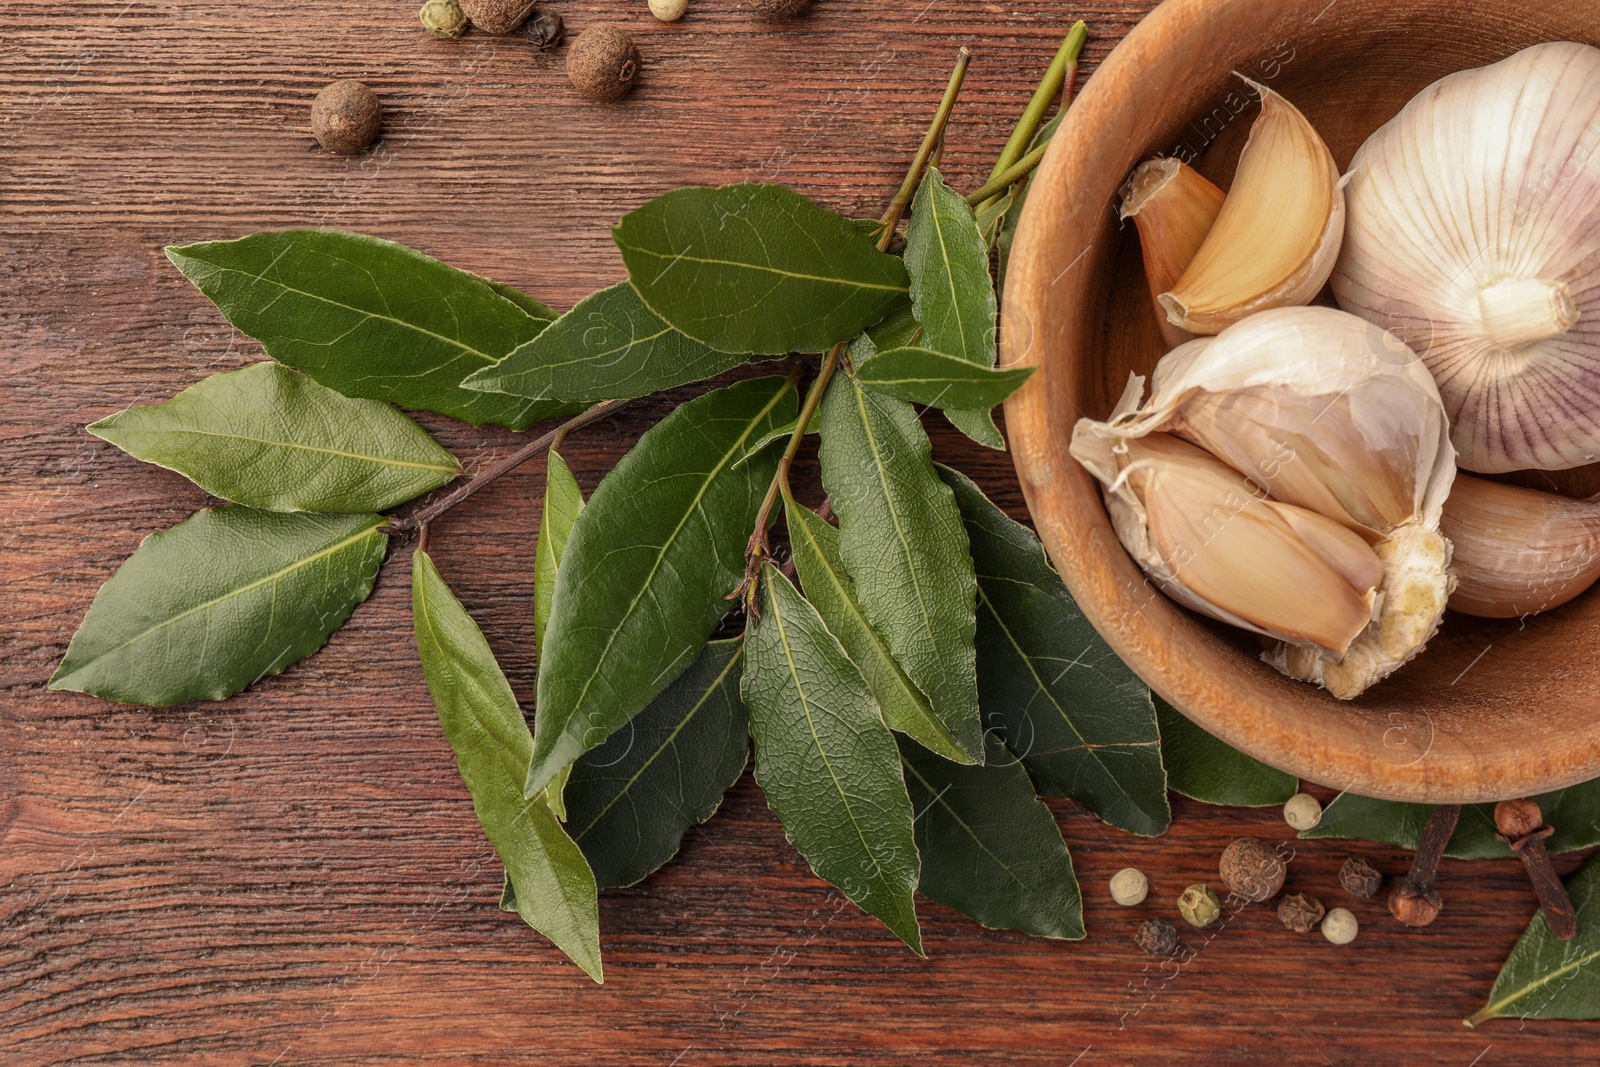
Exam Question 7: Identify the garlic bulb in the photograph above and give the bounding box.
[1442,474,1600,618]
[1071,307,1458,699]
[1120,158,1226,350]
[1335,42,1600,473]
[1159,81,1346,336]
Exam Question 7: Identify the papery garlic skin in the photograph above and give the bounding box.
[1159,80,1346,335]
[1441,474,1600,618]
[1334,42,1600,473]
[1071,307,1458,699]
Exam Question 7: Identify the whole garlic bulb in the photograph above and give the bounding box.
[1071,307,1458,699]
[1335,42,1600,473]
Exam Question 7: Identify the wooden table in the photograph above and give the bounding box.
[4,1,1595,1062]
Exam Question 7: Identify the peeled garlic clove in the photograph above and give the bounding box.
[1158,80,1346,335]
[1071,307,1458,699]
[1441,474,1600,618]
[1113,434,1381,654]
[1120,158,1227,350]
[1334,42,1600,473]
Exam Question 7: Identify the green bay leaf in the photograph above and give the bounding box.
[1470,852,1600,1025]
[901,733,1084,940]
[903,168,1007,450]
[786,497,978,764]
[566,639,749,888]
[938,465,1170,837]
[816,372,982,759]
[743,563,922,952]
[50,508,386,705]
[526,375,797,796]
[88,363,460,513]
[482,278,560,321]
[856,346,1035,412]
[535,449,584,661]
[1155,697,1297,807]
[411,550,602,982]
[1301,783,1600,859]
[166,230,579,429]
[614,184,909,355]
[463,282,751,402]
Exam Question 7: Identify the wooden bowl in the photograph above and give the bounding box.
[1002,0,1600,803]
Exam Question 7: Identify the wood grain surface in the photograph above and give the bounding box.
[2,1,1595,1063]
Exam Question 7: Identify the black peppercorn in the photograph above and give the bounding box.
[1340,856,1383,899]
[1135,918,1180,957]
[1277,891,1326,933]
[311,81,382,155]
[525,11,564,51]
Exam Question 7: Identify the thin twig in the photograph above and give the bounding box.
[965,140,1050,207]
[977,21,1086,211]
[390,397,631,538]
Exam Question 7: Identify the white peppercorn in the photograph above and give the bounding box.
[1283,792,1323,831]
[1322,906,1359,945]
[650,0,689,20]
[1109,867,1149,907]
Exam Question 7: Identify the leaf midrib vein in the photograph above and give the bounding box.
[619,242,908,294]
[108,425,460,473]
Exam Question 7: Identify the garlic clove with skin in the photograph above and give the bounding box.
[1119,158,1227,350]
[1158,80,1346,336]
[1441,474,1600,618]
[1072,307,1458,699]
[1334,42,1600,473]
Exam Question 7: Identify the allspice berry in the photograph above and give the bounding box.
[752,0,812,17]
[419,0,469,38]
[1277,892,1326,933]
[1135,918,1180,957]
[1177,883,1222,929]
[1339,856,1383,899]
[567,26,640,102]
[311,80,382,155]
[460,0,537,34]
[1218,837,1286,902]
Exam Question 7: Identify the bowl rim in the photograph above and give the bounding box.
[999,0,1600,804]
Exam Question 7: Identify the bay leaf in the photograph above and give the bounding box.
[815,372,982,755]
[613,184,909,355]
[166,230,579,429]
[938,466,1170,837]
[535,449,584,660]
[1155,696,1297,807]
[88,362,461,513]
[856,346,1035,412]
[463,282,751,402]
[411,549,603,982]
[482,279,560,322]
[525,375,797,797]
[901,733,1084,940]
[565,639,749,888]
[49,508,386,705]
[742,563,922,952]
[786,497,979,765]
[865,299,922,351]
[1301,784,1600,859]
[1469,852,1600,1025]
[902,168,1007,450]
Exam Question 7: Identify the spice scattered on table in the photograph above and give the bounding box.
[1277,892,1326,933]
[460,0,537,34]
[1136,918,1180,957]
[1339,856,1382,899]
[1109,867,1149,906]
[310,80,382,155]
[1282,792,1322,831]
[1177,884,1221,929]
[419,0,469,38]
[752,0,813,17]
[650,0,690,21]
[1321,907,1359,945]
[526,11,565,50]
[568,25,641,101]
[1219,837,1286,902]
